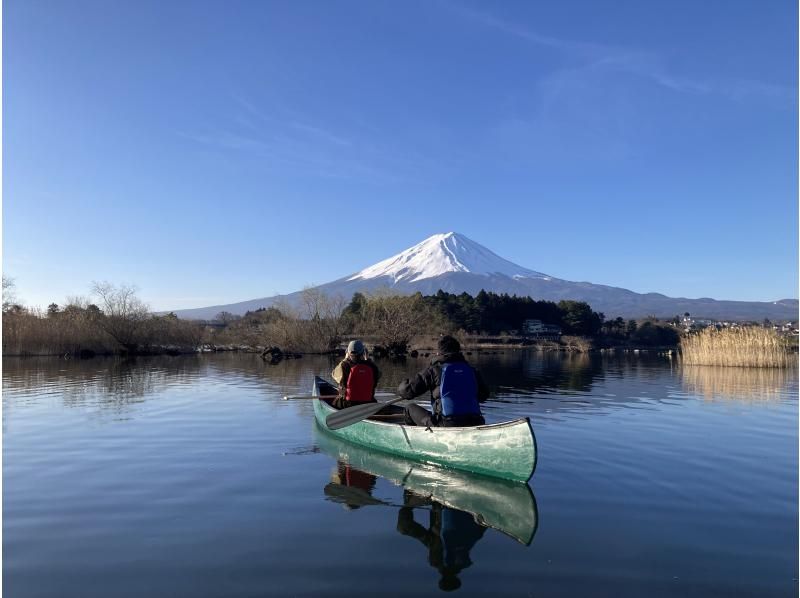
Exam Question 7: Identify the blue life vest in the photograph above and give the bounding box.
[438,363,481,417]
[441,507,483,570]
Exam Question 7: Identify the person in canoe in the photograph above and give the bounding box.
[396,489,487,592]
[331,339,381,409]
[324,461,380,511]
[397,335,489,427]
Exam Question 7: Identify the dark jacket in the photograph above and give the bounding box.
[397,352,489,418]
[331,357,381,407]
[396,493,486,591]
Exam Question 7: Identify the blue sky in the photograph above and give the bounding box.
[4,0,797,310]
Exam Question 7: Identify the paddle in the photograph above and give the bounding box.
[324,482,432,510]
[284,392,396,401]
[324,482,388,507]
[325,396,408,430]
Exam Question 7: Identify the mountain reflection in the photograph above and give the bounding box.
[316,424,538,591]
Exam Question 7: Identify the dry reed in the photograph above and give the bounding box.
[680,327,795,368]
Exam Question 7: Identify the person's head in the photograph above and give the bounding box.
[438,573,462,592]
[437,335,461,355]
[346,339,366,360]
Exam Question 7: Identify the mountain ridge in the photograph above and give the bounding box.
[170,233,798,321]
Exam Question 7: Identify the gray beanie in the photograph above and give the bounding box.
[347,340,366,355]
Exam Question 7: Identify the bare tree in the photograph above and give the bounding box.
[300,288,346,350]
[91,282,151,351]
[3,276,19,312]
[360,292,434,354]
[214,311,239,325]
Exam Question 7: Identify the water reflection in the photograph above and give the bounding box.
[2,354,341,409]
[3,353,797,597]
[519,351,603,392]
[681,365,797,403]
[325,462,379,509]
[5,352,796,418]
[396,489,487,592]
[315,423,538,591]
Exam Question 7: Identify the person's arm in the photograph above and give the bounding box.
[333,362,352,397]
[474,369,491,403]
[397,508,435,548]
[370,360,381,388]
[397,367,435,399]
[332,360,346,385]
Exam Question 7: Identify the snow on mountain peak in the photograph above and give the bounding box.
[348,232,551,283]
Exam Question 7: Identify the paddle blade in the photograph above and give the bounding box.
[325,397,405,430]
[324,483,388,507]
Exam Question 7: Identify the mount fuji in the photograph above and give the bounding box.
[172,232,798,321]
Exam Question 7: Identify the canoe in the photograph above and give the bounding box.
[312,376,537,482]
[314,421,538,544]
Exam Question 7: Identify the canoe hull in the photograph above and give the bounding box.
[312,377,537,482]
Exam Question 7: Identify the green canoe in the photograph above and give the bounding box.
[314,422,538,544]
[312,376,537,482]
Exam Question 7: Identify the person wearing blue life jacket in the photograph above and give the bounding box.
[396,489,487,592]
[331,340,381,410]
[397,335,489,427]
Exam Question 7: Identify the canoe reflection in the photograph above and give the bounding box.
[315,421,538,546]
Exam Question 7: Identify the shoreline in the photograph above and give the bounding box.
[2,343,680,358]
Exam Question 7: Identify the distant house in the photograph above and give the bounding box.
[522,319,562,340]
[682,316,712,331]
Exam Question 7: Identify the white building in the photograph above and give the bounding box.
[522,319,562,339]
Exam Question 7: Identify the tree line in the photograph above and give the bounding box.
[414,290,604,336]
[2,279,204,356]
[2,279,679,356]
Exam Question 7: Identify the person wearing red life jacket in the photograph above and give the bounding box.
[397,335,489,427]
[331,339,381,409]
[325,461,379,511]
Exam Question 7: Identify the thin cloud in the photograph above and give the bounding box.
[289,122,353,147]
[180,91,461,184]
[448,3,794,104]
[452,3,612,57]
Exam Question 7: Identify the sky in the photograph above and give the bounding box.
[4,0,798,311]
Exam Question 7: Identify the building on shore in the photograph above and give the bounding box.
[522,319,562,340]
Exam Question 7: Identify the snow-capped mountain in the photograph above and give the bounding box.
[171,233,798,321]
[348,232,551,283]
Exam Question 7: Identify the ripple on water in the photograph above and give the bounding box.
[2,353,797,598]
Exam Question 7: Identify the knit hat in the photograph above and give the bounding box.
[347,340,366,355]
[437,335,460,354]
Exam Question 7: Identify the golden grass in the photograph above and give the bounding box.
[681,365,795,402]
[680,327,795,368]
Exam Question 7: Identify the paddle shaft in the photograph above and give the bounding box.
[284,392,396,401]
[325,396,409,430]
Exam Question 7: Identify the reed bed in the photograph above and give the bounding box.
[680,327,795,368]
[681,365,795,402]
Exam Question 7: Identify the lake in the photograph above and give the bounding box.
[3,352,797,597]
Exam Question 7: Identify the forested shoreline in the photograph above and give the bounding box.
[2,278,684,357]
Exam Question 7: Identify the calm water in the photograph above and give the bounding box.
[3,352,798,597]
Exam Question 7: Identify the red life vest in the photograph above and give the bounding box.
[344,466,375,491]
[345,363,375,403]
